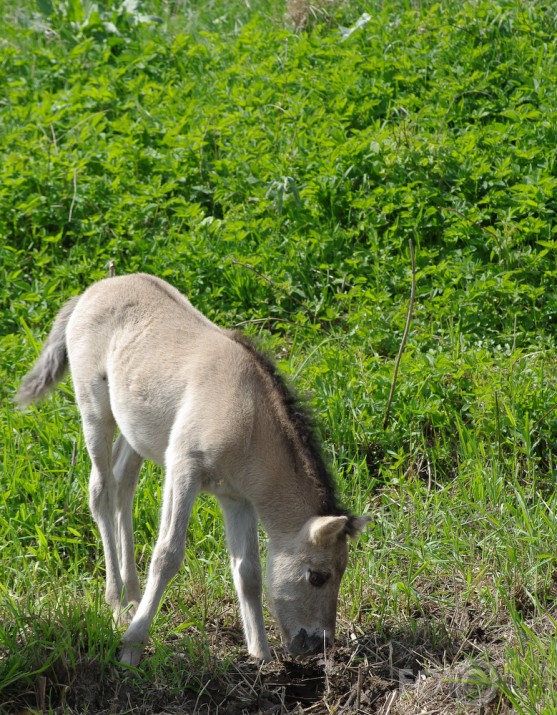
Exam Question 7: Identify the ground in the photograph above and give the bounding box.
[6,609,526,715]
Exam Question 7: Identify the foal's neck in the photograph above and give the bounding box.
[253,461,330,541]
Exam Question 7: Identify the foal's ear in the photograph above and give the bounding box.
[344,515,372,539]
[306,514,372,545]
[307,516,349,546]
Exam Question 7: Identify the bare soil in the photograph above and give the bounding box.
[2,614,515,715]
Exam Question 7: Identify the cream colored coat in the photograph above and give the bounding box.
[17,273,369,664]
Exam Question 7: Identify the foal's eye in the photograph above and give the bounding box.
[308,570,330,588]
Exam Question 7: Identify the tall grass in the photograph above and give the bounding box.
[2,0,557,711]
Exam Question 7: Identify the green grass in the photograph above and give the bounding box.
[2,0,557,712]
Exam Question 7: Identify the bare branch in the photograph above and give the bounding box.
[383,239,416,430]
[68,168,77,222]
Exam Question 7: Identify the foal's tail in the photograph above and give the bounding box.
[16,296,81,409]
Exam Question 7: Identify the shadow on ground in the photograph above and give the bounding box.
[1,617,509,714]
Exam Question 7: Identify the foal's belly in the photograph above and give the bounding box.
[109,383,177,466]
[115,414,170,465]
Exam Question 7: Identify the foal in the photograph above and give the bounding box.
[17,273,369,664]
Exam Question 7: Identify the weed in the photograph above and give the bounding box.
[2,0,557,712]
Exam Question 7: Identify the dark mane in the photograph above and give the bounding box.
[228,330,347,517]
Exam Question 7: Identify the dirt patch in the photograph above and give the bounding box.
[58,645,396,714]
[2,617,513,715]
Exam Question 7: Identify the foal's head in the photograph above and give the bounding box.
[267,514,370,657]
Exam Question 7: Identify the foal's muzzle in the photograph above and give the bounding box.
[288,628,330,657]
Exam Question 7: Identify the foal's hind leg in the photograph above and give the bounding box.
[71,369,131,620]
[112,434,143,621]
[219,496,271,662]
[118,449,201,666]
[80,410,125,616]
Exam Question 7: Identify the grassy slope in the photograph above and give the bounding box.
[2,0,557,712]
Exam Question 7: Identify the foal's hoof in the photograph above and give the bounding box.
[248,647,273,663]
[118,643,144,667]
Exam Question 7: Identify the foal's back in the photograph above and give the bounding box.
[67,273,252,466]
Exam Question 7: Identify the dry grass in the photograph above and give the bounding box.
[284,0,345,29]
[2,608,526,714]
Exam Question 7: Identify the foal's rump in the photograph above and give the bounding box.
[65,274,251,466]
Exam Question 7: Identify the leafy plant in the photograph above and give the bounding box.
[2,0,557,712]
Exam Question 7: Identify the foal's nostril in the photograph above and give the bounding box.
[288,628,308,655]
[288,629,330,657]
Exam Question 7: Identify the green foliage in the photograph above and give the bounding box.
[2,0,557,711]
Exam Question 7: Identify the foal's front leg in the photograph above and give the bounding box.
[118,453,201,666]
[219,496,272,662]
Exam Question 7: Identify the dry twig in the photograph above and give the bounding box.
[383,239,416,430]
[68,169,78,222]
